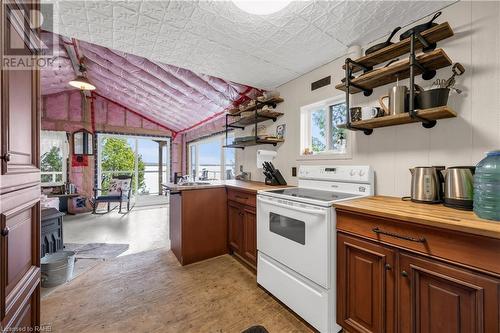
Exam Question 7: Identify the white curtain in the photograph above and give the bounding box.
[41,130,69,158]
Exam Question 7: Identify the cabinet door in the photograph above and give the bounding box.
[242,207,257,267]
[337,233,396,333]
[0,3,40,194]
[228,201,243,255]
[1,186,41,325]
[399,253,500,333]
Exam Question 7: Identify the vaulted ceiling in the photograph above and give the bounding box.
[41,32,260,132]
[44,0,452,88]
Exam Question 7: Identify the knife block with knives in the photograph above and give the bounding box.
[262,162,287,186]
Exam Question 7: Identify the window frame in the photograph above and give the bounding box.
[40,130,69,186]
[299,95,352,160]
[187,132,235,181]
[96,133,170,195]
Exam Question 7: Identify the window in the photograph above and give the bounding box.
[188,133,235,181]
[40,131,69,185]
[300,96,350,158]
[96,134,170,195]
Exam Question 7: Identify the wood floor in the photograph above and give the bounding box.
[41,248,313,333]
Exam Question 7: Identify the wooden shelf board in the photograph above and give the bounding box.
[343,22,454,73]
[228,111,283,128]
[335,49,452,94]
[338,106,456,130]
[224,138,284,149]
[228,97,284,115]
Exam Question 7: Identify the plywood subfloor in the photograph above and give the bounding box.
[41,249,314,333]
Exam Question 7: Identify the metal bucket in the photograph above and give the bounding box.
[41,251,76,288]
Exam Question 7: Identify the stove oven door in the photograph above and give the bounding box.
[257,195,331,288]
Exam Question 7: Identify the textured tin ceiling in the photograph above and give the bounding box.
[45,0,452,89]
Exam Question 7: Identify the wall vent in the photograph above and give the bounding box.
[311,76,331,91]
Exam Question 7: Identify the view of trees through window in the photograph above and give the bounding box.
[41,146,63,183]
[98,135,170,195]
[310,101,347,154]
[100,138,145,194]
[312,109,327,152]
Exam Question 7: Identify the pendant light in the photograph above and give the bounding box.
[69,64,96,91]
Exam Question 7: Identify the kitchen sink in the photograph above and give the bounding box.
[178,182,211,186]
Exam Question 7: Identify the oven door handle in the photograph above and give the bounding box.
[257,197,327,216]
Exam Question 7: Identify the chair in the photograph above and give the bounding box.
[92,175,132,214]
[200,169,209,181]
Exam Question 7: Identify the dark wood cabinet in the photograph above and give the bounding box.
[168,188,228,266]
[227,189,257,268]
[1,1,41,331]
[399,253,500,333]
[228,201,243,254]
[336,210,500,333]
[242,207,256,265]
[337,233,396,333]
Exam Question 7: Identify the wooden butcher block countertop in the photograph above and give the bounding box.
[163,180,289,193]
[334,195,500,240]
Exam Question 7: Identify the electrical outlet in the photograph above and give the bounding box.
[292,167,297,177]
[240,165,243,172]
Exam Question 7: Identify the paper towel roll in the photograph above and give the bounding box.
[257,150,277,168]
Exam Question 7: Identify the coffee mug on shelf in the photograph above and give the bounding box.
[361,107,385,120]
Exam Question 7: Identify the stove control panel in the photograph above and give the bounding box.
[298,165,373,183]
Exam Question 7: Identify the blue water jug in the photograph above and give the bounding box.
[474,150,500,221]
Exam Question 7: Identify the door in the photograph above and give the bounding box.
[0,1,41,330]
[242,207,256,266]
[399,253,500,333]
[228,201,243,255]
[257,195,330,288]
[1,2,40,194]
[337,233,396,333]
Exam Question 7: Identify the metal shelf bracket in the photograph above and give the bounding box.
[344,58,373,135]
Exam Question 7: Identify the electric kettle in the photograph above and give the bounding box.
[409,166,445,203]
[441,166,475,210]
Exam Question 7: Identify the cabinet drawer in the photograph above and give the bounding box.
[227,189,256,207]
[336,210,500,275]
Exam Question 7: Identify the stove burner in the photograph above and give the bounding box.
[265,188,359,202]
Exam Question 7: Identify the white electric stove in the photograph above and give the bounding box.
[256,165,374,333]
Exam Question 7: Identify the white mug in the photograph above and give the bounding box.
[361,107,384,120]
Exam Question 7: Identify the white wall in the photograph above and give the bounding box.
[236,1,500,197]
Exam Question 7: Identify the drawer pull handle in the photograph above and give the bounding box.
[235,195,248,200]
[372,227,426,243]
[385,263,392,271]
[401,270,409,277]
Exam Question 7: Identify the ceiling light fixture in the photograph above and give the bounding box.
[232,0,291,15]
[69,64,96,91]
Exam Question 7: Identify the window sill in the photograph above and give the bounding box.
[296,152,352,161]
[41,182,65,187]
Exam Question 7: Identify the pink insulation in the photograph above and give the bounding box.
[69,93,82,122]
[126,111,142,128]
[42,92,173,134]
[44,93,69,120]
[40,31,262,134]
[40,32,77,96]
[184,116,227,143]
